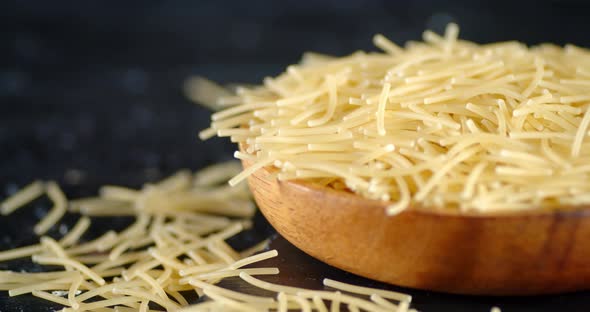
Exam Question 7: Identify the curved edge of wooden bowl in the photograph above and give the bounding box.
[243,159,590,295]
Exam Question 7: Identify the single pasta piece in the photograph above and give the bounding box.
[34,182,67,235]
[0,180,44,215]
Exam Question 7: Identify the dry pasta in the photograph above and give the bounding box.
[0,162,416,311]
[196,23,590,214]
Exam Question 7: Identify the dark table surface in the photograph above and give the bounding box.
[2,1,590,311]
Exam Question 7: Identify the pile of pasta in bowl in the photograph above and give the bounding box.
[199,23,590,215]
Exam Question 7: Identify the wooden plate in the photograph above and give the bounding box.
[243,159,590,295]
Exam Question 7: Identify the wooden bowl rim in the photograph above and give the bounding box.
[251,163,590,220]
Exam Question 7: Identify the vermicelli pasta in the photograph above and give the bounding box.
[0,180,44,215]
[0,162,416,311]
[34,182,67,235]
[6,23,568,311]
[197,23,590,213]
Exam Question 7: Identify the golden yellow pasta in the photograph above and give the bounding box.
[199,23,590,214]
[0,161,415,311]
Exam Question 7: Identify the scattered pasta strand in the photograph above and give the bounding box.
[0,164,416,311]
[0,180,44,215]
[34,181,67,235]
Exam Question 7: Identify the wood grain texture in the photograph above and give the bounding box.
[243,159,590,295]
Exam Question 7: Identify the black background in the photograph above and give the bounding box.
[1,0,590,311]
